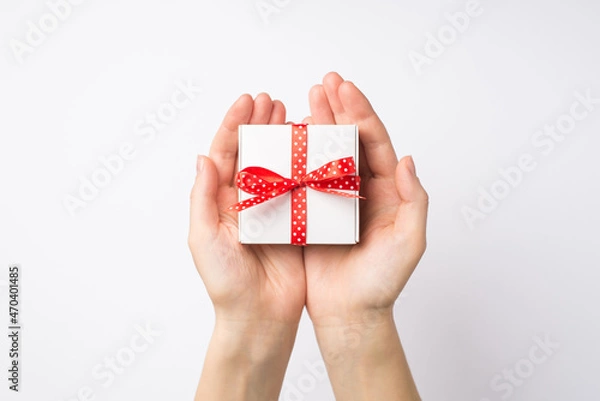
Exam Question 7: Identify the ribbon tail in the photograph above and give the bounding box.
[227,186,295,212]
[227,195,265,211]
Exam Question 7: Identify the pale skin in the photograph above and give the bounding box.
[188,72,428,401]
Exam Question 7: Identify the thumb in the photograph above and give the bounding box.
[189,155,220,244]
[394,156,429,252]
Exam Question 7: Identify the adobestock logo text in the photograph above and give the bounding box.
[462,89,599,230]
[9,0,88,65]
[57,322,161,401]
[63,79,201,216]
[409,0,484,76]
[476,334,559,401]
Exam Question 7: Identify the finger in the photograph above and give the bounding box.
[322,72,346,116]
[394,156,429,253]
[250,93,273,124]
[209,94,254,187]
[302,116,314,124]
[309,84,335,124]
[189,156,220,244]
[339,81,398,178]
[269,100,286,124]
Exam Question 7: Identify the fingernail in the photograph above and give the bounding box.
[406,155,416,176]
[196,155,204,173]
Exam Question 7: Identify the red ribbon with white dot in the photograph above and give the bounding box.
[229,124,362,245]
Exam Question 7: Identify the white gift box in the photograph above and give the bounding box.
[237,124,360,245]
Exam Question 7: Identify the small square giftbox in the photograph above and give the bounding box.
[229,124,362,245]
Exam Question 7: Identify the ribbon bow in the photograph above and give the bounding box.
[228,157,362,212]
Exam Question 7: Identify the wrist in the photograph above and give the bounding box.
[212,317,299,363]
[195,319,300,401]
[311,309,421,400]
[311,307,397,365]
[309,305,394,331]
[213,298,304,327]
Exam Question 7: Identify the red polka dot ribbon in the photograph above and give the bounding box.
[229,124,362,245]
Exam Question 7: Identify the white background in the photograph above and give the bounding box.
[1,0,599,400]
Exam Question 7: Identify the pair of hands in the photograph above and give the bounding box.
[188,72,428,400]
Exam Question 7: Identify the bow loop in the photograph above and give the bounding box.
[301,157,358,183]
[236,167,298,196]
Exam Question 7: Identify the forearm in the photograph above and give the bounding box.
[195,319,299,401]
[313,309,420,401]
